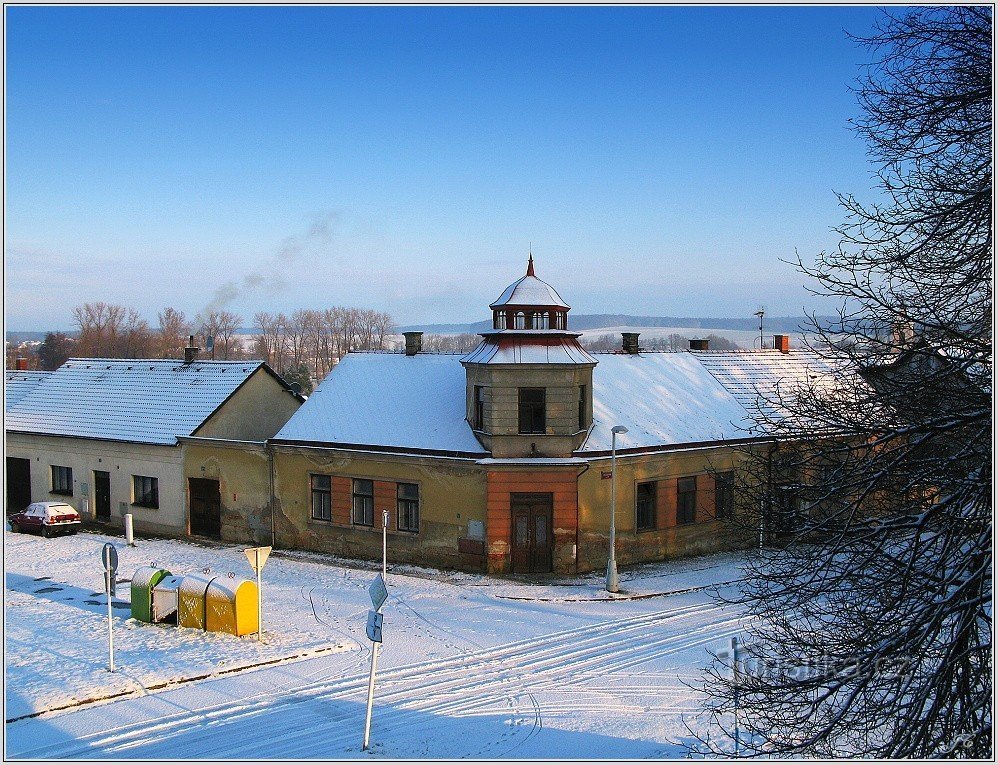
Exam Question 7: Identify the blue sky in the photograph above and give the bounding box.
[5,6,885,331]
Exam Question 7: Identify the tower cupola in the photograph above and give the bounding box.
[488,255,571,331]
[462,256,597,457]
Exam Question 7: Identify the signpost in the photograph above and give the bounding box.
[100,543,118,672]
[244,546,271,643]
[381,509,388,581]
[718,636,743,756]
[362,518,390,751]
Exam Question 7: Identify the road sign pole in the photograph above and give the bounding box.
[256,548,263,642]
[107,570,115,673]
[382,509,388,583]
[362,640,380,750]
[732,636,740,756]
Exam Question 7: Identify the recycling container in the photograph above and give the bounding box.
[151,576,183,623]
[130,566,172,623]
[178,575,216,630]
[205,577,259,636]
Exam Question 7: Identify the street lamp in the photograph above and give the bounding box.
[607,425,629,593]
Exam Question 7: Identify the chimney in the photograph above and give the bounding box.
[15,357,28,370]
[184,335,200,364]
[621,332,640,354]
[774,334,790,354]
[403,331,423,356]
[689,338,709,351]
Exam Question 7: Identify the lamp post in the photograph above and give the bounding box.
[607,425,628,593]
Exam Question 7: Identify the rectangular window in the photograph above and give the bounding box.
[776,484,802,520]
[474,385,485,430]
[352,478,374,526]
[715,472,735,520]
[636,481,657,531]
[397,482,419,533]
[133,475,159,508]
[578,385,587,431]
[518,388,546,434]
[51,465,73,496]
[311,474,332,521]
[677,476,697,525]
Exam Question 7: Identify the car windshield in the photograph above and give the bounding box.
[46,505,74,516]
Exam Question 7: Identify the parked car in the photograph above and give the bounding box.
[8,502,82,537]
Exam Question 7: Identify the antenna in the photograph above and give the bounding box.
[753,307,766,349]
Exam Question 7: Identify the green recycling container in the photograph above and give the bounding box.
[131,566,172,623]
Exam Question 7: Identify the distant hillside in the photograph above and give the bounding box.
[399,314,821,335]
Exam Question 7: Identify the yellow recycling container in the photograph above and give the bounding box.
[178,575,215,630]
[205,577,259,636]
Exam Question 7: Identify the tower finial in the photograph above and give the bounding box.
[526,250,535,276]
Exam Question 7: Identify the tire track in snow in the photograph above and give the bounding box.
[10,602,739,759]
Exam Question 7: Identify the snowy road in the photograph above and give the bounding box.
[5,531,747,759]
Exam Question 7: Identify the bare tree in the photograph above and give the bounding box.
[253,311,279,366]
[693,7,991,758]
[157,307,192,358]
[115,308,154,358]
[422,333,480,353]
[215,310,243,360]
[73,302,126,357]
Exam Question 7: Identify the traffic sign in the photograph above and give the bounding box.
[101,543,118,572]
[369,574,388,612]
[244,546,272,573]
[366,610,384,643]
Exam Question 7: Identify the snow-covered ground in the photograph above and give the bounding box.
[4,528,748,759]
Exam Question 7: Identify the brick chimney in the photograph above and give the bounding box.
[774,334,790,354]
[15,357,28,370]
[689,338,709,351]
[403,331,423,356]
[184,335,200,364]
[621,332,640,354]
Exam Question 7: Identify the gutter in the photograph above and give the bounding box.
[574,435,772,459]
[268,439,486,462]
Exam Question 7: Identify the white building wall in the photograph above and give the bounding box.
[5,433,185,535]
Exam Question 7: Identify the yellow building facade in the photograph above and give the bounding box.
[171,260,827,577]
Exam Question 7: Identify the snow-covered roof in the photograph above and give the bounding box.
[462,338,596,365]
[5,371,51,411]
[579,353,753,452]
[273,349,844,457]
[5,358,270,445]
[273,353,489,456]
[692,350,838,426]
[490,275,570,309]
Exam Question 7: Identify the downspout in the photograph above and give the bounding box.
[762,443,776,550]
[575,461,590,574]
[267,441,276,549]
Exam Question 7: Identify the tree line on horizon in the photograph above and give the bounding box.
[11,302,395,395]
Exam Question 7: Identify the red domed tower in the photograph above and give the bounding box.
[462,256,597,457]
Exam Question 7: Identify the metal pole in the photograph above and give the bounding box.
[362,641,380,750]
[382,509,388,583]
[606,431,620,593]
[107,572,115,673]
[256,548,263,643]
[732,636,740,756]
